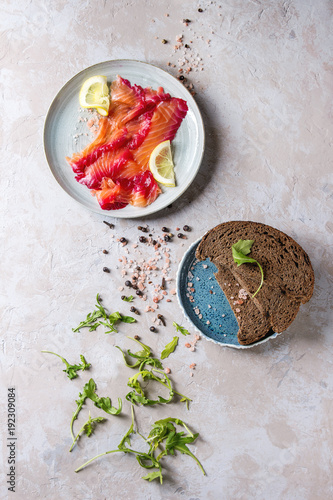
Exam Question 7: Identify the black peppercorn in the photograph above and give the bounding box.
[121,295,125,300]
[137,225,143,230]
[162,226,169,232]
[134,334,140,340]
[198,8,203,12]
[177,233,185,239]
[139,236,147,243]
[164,234,171,242]
[103,249,108,254]
[183,225,190,231]
[150,326,156,332]
[125,280,132,287]
[132,284,138,290]
[179,75,185,81]
[136,290,142,296]
[103,267,110,273]
[119,237,127,243]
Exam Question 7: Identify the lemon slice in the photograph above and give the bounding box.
[149,140,176,187]
[79,75,110,116]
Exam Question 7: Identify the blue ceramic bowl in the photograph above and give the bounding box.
[176,239,279,349]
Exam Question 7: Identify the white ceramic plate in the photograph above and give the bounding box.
[43,60,205,218]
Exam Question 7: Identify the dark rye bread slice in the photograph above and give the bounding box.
[215,266,274,345]
[228,267,301,333]
[196,221,314,303]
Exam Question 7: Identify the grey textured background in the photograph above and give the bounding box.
[1,0,332,499]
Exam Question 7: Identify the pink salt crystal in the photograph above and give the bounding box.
[170,289,177,295]
[185,343,191,348]
[164,367,171,374]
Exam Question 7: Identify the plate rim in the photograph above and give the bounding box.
[43,59,205,218]
[176,237,281,349]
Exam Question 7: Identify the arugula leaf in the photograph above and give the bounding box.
[73,294,135,334]
[231,239,264,297]
[160,336,179,360]
[173,322,190,336]
[75,406,204,484]
[69,412,105,452]
[116,337,162,371]
[120,315,136,324]
[70,378,122,440]
[122,295,134,302]
[141,470,163,482]
[41,351,91,380]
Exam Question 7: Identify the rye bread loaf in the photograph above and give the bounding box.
[215,266,274,345]
[196,221,314,303]
[196,221,314,345]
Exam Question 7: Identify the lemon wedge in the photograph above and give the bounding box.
[149,140,176,187]
[79,75,110,116]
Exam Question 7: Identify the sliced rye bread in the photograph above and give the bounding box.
[215,266,274,345]
[227,267,301,333]
[196,220,314,303]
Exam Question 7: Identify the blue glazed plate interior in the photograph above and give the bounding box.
[176,240,278,348]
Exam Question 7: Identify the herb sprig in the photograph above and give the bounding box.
[116,337,191,409]
[160,336,179,359]
[70,378,122,442]
[75,406,205,483]
[172,322,190,336]
[232,239,264,297]
[69,412,105,452]
[41,351,91,380]
[73,294,135,334]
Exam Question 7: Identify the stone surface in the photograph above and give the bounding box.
[1,0,332,499]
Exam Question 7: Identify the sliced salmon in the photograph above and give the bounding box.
[66,75,187,210]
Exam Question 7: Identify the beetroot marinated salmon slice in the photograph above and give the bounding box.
[66,75,187,210]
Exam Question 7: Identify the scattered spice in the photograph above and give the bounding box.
[102,249,108,254]
[161,39,168,44]
[150,326,157,332]
[103,221,114,229]
[103,267,110,273]
[157,314,166,326]
[183,225,190,232]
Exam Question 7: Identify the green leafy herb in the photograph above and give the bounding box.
[70,378,122,440]
[117,337,191,409]
[160,336,179,360]
[231,240,264,297]
[72,294,135,334]
[41,351,91,380]
[122,295,134,302]
[172,322,190,336]
[69,412,105,452]
[116,336,162,371]
[75,407,205,483]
